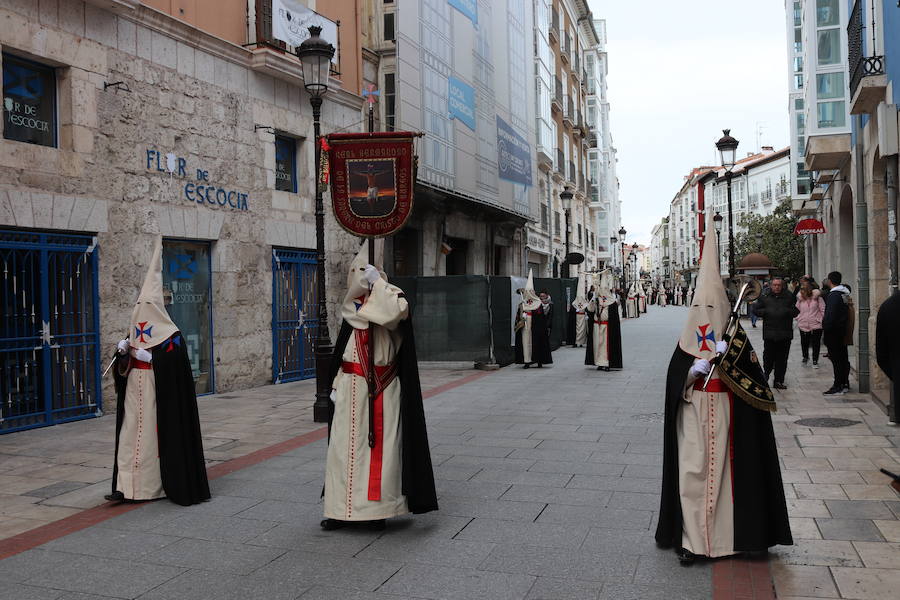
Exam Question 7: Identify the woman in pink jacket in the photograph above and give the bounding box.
[796,278,825,368]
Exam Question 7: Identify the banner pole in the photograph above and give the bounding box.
[366,98,377,449]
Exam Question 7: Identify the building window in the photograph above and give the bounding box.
[817,28,840,65]
[274,135,297,193]
[795,98,804,110]
[384,13,395,42]
[384,72,396,131]
[817,100,846,128]
[554,212,561,236]
[2,53,57,147]
[816,0,839,26]
[540,203,548,230]
[816,72,844,99]
[577,223,583,245]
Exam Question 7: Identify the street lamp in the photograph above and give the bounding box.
[631,242,639,283]
[618,226,627,292]
[713,211,723,273]
[560,187,574,278]
[297,26,336,423]
[715,129,739,279]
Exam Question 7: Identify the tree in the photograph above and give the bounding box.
[734,197,805,281]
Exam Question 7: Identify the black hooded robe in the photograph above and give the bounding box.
[327,318,438,515]
[655,346,792,553]
[584,302,623,369]
[514,304,553,366]
[566,304,577,346]
[875,291,900,416]
[111,332,210,506]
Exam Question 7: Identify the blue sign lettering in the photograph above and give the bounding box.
[496,116,533,187]
[448,76,476,131]
[448,0,477,25]
[145,148,250,211]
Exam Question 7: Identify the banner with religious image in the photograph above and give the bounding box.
[326,132,417,238]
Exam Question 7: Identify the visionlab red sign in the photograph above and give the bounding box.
[326,132,417,238]
[793,218,826,235]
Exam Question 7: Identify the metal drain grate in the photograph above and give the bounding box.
[794,417,862,428]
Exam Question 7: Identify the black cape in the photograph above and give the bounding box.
[514,303,553,365]
[584,302,623,369]
[111,332,211,506]
[875,291,900,412]
[566,304,577,346]
[655,346,792,552]
[327,318,438,515]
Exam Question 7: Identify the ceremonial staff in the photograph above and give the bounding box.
[703,282,750,390]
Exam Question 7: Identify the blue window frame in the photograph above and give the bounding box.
[2,53,58,147]
[275,135,298,193]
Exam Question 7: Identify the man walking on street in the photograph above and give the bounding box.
[752,277,799,390]
[822,272,853,395]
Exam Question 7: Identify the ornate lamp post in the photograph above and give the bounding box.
[618,226,627,292]
[560,186,574,278]
[715,129,739,280]
[297,26,336,423]
[631,242,639,283]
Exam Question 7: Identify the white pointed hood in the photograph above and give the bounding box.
[678,213,730,360]
[521,269,541,311]
[595,269,616,308]
[129,237,179,350]
[572,272,588,311]
[341,240,386,329]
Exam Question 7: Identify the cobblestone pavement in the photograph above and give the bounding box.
[0,307,897,599]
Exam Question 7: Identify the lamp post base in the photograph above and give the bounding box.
[313,343,334,423]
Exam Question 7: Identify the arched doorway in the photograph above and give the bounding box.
[838,186,855,282]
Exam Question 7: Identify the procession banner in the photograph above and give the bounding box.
[326,132,417,238]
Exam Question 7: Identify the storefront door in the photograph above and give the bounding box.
[271,248,318,383]
[162,240,213,395]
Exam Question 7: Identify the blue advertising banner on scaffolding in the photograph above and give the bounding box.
[448,0,477,25]
[448,76,476,131]
[496,116,533,186]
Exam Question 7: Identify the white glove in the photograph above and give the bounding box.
[363,264,380,285]
[133,347,152,363]
[689,359,711,379]
[716,340,728,354]
[117,339,129,355]
[329,390,336,403]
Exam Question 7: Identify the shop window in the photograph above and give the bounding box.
[2,53,57,147]
[274,135,298,193]
[162,240,213,395]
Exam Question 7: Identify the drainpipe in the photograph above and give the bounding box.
[855,114,871,394]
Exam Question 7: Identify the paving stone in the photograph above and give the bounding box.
[604,491,658,511]
[21,481,89,499]
[137,568,307,600]
[536,504,653,530]
[873,519,900,542]
[524,577,603,600]
[436,497,546,521]
[852,541,900,568]
[794,483,849,500]
[41,526,181,560]
[770,539,861,567]
[831,566,900,599]
[379,563,535,600]
[455,518,589,549]
[789,517,823,540]
[437,480,512,500]
[479,544,637,583]
[0,583,63,600]
[823,499,894,519]
[469,469,572,488]
[21,552,184,598]
[143,537,287,574]
[297,587,414,600]
[527,461,626,477]
[631,553,713,590]
[816,518,886,541]
[251,550,403,593]
[566,475,658,493]
[769,564,840,598]
[151,512,279,543]
[232,499,323,524]
[500,485,611,507]
[597,582,711,600]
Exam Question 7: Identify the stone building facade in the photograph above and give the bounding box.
[0,0,370,430]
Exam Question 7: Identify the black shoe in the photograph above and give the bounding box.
[774,382,787,390]
[104,491,125,503]
[366,519,386,531]
[801,357,808,364]
[677,548,696,566]
[320,518,347,531]
[523,364,530,369]
[823,386,844,395]
[841,384,851,393]
[536,364,543,368]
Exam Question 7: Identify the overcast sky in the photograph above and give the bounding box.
[587,0,790,245]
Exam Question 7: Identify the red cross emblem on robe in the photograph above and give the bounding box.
[696,324,715,352]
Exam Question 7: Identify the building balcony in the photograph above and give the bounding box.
[552,77,563,113]
[550,9,559,43]
[848,0,886,115]
[563,99,575,127]
[588,133,598,148]
[792,196,818,216]
[537,146,554,172]
[567,161,577,185]
[805,133,851,171]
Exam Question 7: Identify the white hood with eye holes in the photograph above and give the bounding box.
[128,237,179,350]
[678,216,730,360]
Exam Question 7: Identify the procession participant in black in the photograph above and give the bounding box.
[656,215,791,564]
[107,238,210,506]
[585,270,623,371]
[875,290,900,421]
[322,242,437,530]
[514,270,553,368]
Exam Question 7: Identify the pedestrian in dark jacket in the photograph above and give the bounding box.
[752,277,800,389]
[875,290,900,421]
[822,271,852,395]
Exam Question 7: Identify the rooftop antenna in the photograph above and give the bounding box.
[756,121,767,153]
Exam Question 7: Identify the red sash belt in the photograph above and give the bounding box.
[694,378,728,392]
[132,359,152,370]
[342,338,399,502]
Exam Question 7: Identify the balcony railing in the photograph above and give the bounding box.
[562,34,572,62]
[550,8,559,41]
[568,161,576,183]
[848,0,885,97]
[556,149,565,174]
